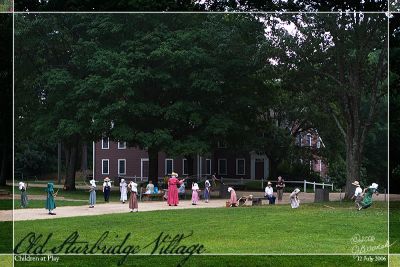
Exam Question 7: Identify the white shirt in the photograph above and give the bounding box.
[265,186,274,196]
[354,187,362,197]
[103,182,111,187]
[129,182,138,193]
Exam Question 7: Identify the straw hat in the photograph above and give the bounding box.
[369,183,378,189]
[267,181,272,185]
[104,177,110,182]
[171,172,178,177]
[352,181,360,187]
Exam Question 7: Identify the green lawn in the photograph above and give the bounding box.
[0,222,12,253]
[14,202,388,254]
[0,199,88,210]
[390,201,400,253]
[12,255,388,267]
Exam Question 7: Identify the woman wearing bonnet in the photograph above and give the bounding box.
[359,183,379,211]
[128,181,139,212]
[290,188,301,209]
[89,179,96,208]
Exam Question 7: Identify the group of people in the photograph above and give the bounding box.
[17,174,379,215]
[351,181,379,211]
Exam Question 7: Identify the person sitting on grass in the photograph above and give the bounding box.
[264,181,276,204]
[19,181,28,208]
[45,182,57,215]
[290,188,300,209]
[145,180,155,194]
[351,180,363,210]
[358,183,379,211]
[228,187,238,207]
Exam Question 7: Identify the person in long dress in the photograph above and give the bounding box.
[120,179,128,203]
[128,181,139,212]
[45,182,56,215]
[359,183,379,211]
[19,182,28,208]
[203,179,211,203]
[89,179,96,208]
[191,182,200,205]
[103,177,112,202]
[228,187,238,207]
[351,181,363,210]
[167,172,185,206]
[290,188,300,209]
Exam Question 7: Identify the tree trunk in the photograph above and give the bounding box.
[344,133,362,199]
[0,147,7,186]
[81,143,88,173]
[148,147,159,186]
[64,138,79,191]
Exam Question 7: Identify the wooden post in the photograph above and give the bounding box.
[304,180,306,193]
[313,182,316,192]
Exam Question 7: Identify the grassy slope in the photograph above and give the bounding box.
[14,202,388,254]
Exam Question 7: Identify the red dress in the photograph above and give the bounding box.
[167,177,183,206]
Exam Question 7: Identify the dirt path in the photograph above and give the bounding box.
[3,192,398,222]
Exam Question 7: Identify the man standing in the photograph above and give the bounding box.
[265,182,276,204]
[276,176,285,202]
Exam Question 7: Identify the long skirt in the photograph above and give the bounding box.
[192,190,199,204]
[290,197,299,208]
[20,191,28,208]
[167,186,179,206]
[104,187,110,202]
[230,191,237,206]
[89,190,96,206]
[46,194,56,211]
[203,188,210,200]
[129,192,138,210]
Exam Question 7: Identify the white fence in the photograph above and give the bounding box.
[219,178,333,192]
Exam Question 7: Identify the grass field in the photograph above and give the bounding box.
[14,202,388,254]
[390,201,400,253]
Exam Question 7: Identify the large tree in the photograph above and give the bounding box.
[0,14,12,186]
[267,13,387,197]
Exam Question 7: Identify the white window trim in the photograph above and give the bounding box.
[102,137,109,149]
[236,158,246,175]
[118,159,126,175]
[218,159,227,175]
[165,158,174,175]
[319,159,322,172]
[102,159,109,175]
[205,159,211,175]
[141,158,149,178]
[182,159,188,175]
[118,141,126,149]
[307,134,312,147]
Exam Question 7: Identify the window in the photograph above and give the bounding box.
[218,159,227,175]
[182,159,188,175]
[141,158,149,178]
[217,141,227,148]
[118,142,126,149]
[102,159,109,175]
[318,159,322,172]
[236,159,245,175]
[102,137,109,149]
[165,159,174,175]
[118,159,126,175]
[205,159,211,175]
[307,134,312,147]
[317,140,321,148]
